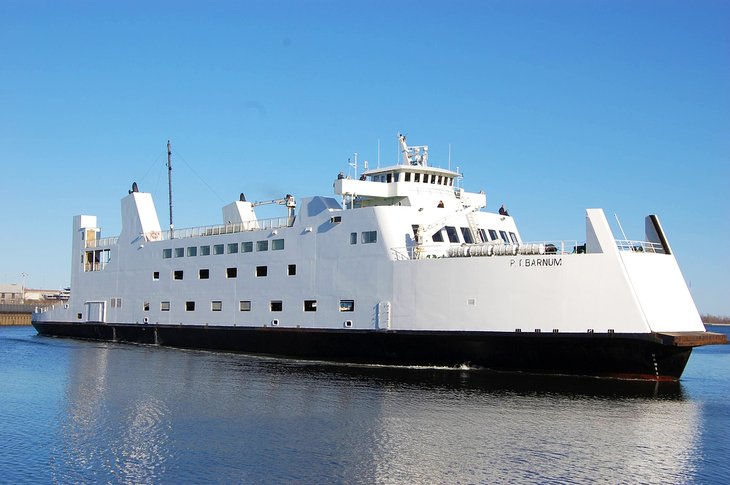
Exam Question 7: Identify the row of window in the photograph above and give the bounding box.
[153,264,297,281]
[370,172,454,186]
[161,230,379,260]
[162,239,285,259]
[418,225,518,245]
[145,299,356,313]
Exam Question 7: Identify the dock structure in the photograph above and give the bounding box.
[0,305,35,326]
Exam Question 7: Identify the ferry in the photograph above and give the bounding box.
[33,135,726,380]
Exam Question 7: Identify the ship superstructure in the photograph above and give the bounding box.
[33,135,726,380]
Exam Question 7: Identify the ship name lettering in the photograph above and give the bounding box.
[510,258,563,268]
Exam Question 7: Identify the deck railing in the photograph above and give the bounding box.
[84,216,295,248]
[615,240,666,254]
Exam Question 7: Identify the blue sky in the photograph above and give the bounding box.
[1,1,728,315]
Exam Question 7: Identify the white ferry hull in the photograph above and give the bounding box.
[32,136,727,381]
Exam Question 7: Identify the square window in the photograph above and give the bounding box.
[304,300,317,312]
[162,248,172,259]
[200,245,211,256]
[153,271,160,280]
[361,231,377,244]
[227,243,239,254]
[187,246,197,257]
[272,239,284,250]
[161,301,170,311]
[143,301,150,311]
[350,232,357,245]
[241,241,253,253]
[339,300,355,312]
[256,266,268,277]
[213,244,224,255]
[174,247,185,258]
[227,267,238,278]
[174,270,184,280]
[239,300,251,311]
[270,300,282,312]
[199,269,210,279]
[185,301,195,311]
[256,240,268,251]
[211,301,222,312]
[288,264,296,276]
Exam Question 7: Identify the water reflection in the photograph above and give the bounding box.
[52,342,704,484]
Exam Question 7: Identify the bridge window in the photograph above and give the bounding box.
[461,227,475,244]
[405,172,411,182]
[478,229,488,243]
[414,173,420,182]
[488,229,498,241]
[432,228,444,242]
[422,174,429,183]
[445,226,459,243]
[394,173,400,182]
[509,232,519,243]
[499,231,510,243]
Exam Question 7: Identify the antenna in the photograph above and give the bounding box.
[614,213,628,241]
[167,140,174,238]
[377,139,380,168]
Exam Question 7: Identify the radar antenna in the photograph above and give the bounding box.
[398,133,429,166]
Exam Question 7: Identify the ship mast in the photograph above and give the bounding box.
[167,140,174,238]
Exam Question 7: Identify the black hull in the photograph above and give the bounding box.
[31,321,698,381]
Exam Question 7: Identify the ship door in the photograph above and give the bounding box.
[85,301,106,323]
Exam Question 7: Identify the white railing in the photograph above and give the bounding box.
[164,217,294,240]
[391,240,581,260]
[84,216,295,248]
[615,240,666,254]
[86,237,119,248]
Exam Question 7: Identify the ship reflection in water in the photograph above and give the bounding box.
[45,338,719,484]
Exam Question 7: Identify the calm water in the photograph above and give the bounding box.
[1,326,728,484]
